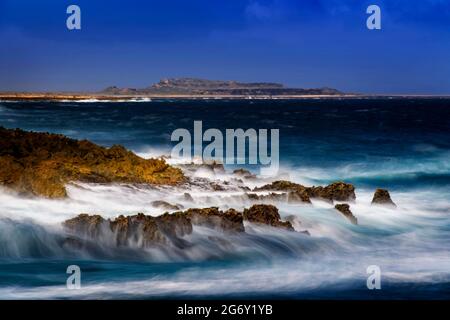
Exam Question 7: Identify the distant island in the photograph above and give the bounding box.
[0,78,347,101]
[103,78,343,96]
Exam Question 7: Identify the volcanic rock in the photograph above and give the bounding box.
[63,203,302,248]
[255,180,355,203]
[243,204,294,231]
[64,212,192,247]
[184,207,245,233]
[371,189,397,207]
[308,182,356,202]
[334,204,358,225]
[0,127,184,198]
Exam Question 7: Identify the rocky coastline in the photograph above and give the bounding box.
[0,127,184,198]
[0,127,398,252]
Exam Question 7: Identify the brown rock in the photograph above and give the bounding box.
[243,204,294,231]
[287,190,312,204]
[155,212,193,238]
[371,189,397,207]
[308,182,356,202]
[63,214,107,237]
[255,180,305,192]
[0,127,184,198]
[334,204,358,225]
[185,207,245,233]
[64,212,192,247]
[254,180,355,203]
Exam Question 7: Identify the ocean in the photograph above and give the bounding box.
[0,98,449,299]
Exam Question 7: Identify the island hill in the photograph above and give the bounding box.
[0,78,346,101]
[103,78,343,96]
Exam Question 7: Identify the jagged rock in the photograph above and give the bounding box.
[334,204,358,225]
[0,127,184,198]
[243,204,294,231]
[63,203,302,248]
[110,214,167,246]
[371,189,397,207]
[151,200,182,211]
[155,212,193,238]
[309,182,356,202]
[255,180,304,192]
[255,180,355,203]
[64,212,192,247]
[63,214,107,237]
[287,190,312,204]
[184,207,245,233]
[233,168,256,179]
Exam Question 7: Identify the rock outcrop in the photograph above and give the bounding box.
[334,204,358,225]
[64,212,192,247]
[243,204,294,231]
[254,180,355,203]
[184,207,245,233]
[63,204,297,248]
[0,127,184,198]
[371,189,396,207]
[309,182,356,202]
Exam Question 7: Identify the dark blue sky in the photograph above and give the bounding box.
[0,0,449,94]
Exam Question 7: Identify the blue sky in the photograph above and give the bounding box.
[0,0,449,94]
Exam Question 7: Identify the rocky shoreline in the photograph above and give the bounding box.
[63,204,296,249]
[0,127,184,197]
[0,127,398,252]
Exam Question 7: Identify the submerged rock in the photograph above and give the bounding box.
[151,200,183,211]
[178,161,225,174]
[334,204,358,225]
[0,127,184,198]
[371,189,397,207]
[183,192,194,202]
[243,204,294,231]
[233,168,256,179]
